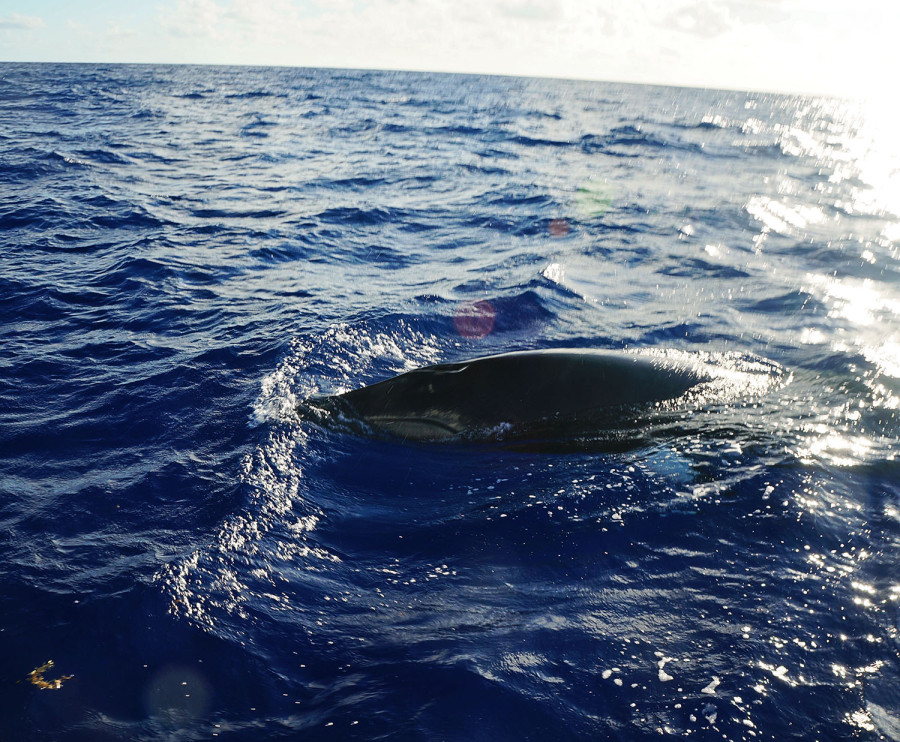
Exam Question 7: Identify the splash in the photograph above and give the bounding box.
[160,321,445,631]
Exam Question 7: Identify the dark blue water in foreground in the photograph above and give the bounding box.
[2,63,900,740]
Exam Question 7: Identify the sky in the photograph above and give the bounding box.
[0,0,894,97]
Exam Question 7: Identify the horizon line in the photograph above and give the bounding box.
[0,59,853,101]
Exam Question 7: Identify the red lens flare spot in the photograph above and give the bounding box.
[548,218,570,237]
[454,300,495,339]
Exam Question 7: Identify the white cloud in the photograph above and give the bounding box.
[148,0,725,86]
[161,0,226,38]
[0,13,45,30]
[662,1,733,38]
[83,0,890,96]
[106,22,138,40]
[498,0,563,21]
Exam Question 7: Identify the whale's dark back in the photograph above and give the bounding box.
[304,349,710,443]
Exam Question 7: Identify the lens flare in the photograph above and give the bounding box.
[453,300,495,339]
[575,178,614,218]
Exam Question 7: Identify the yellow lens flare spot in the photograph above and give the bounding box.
[26,660,73,690]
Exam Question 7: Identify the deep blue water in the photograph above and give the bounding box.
[2,63,900,740]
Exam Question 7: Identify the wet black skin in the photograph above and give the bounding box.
[300,349,710,445]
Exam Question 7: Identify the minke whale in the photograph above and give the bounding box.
[298,349,714,448]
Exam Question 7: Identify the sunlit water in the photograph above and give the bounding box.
[1,64,899,740]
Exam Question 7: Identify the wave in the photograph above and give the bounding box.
[739,289,822,314]
[656,257,751,279]
[579,126,710,157]
[225,89,282,99]
[73,148,132,165]
[189,207,287,220]
[314,205,416,227]
[3,63,899,742]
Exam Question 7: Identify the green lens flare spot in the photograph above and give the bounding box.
[575,179,614,217]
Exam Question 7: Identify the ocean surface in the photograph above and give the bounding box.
[1,63,899,741]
